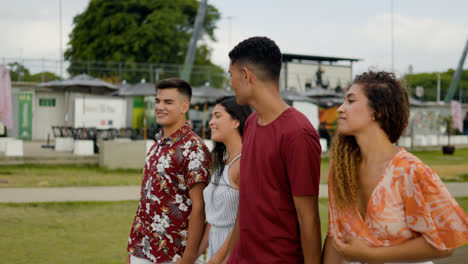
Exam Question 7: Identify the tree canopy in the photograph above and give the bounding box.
[65,0,225,87]
[405,69,468,103]
[7,62,60,83]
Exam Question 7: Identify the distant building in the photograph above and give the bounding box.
[10,81,127,141]
[280,53,361,92]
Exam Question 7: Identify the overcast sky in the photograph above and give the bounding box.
[1,0,467,77]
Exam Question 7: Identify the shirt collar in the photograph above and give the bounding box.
[155,122,192,146]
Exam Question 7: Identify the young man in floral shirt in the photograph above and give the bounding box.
[127,78,211,264]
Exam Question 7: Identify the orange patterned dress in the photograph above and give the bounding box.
[328,148,468,263]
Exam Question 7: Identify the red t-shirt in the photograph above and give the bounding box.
[228,107,321,264]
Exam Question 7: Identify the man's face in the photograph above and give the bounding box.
[155,88,189,128]
[229,61,250,105]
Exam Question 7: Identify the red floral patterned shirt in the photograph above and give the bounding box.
[128,123,211,263]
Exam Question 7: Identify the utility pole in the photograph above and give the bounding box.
[181,0,208,82]
[444,37,468,103]
[226,16,233,49]
[436,73,441,104]
[390,0,395,73]
[59,0,63,79]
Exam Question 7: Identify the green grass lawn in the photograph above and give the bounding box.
[411,148,468,166]
[1,198,467,264]
[410,148,468,182]
[1,148,468,188]
[0,164,142,188]
[1,201,138,264]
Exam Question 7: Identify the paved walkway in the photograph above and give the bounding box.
[1,183,468,203]
[434,247,468,264]
[0,184,322,203]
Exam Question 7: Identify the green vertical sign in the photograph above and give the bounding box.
[132,97,144,129]
[18,93,32,140]
[144,96,157,127]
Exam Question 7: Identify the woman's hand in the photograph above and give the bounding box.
[332,234,454,264]
[332,235,374,263]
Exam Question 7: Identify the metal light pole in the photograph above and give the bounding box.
[59,0,63,79]
[444,37,468,103]
[181,0,208,82]
[437,73,441,104]
[390,0,395,73]
[226,16,233,49]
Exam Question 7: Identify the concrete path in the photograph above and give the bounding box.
[0,185,324,203]
[435,182,468,197]
[1,183,467,203]
[434,247,468,264]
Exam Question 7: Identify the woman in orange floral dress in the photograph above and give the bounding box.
[322,71,468,264]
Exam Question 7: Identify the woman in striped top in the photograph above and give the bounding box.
[197,96,252,263]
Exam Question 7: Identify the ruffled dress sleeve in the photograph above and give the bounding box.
[403,161,468,250]
[327,180,338,237]
[327,168,350,240]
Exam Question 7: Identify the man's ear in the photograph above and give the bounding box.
[181,100,190,114]
[242,66,255,84]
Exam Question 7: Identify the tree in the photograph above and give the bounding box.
[7,62,30,82]
[65,0,226,87]
[405,69,468,103]
[27,72,62,83]
[7,62,60,82]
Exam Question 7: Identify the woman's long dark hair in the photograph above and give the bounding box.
[211,96,252,185]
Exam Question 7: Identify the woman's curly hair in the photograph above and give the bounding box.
[331,71,410,209]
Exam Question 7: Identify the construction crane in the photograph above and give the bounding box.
[181,0,208,82]
[444,36,468,103]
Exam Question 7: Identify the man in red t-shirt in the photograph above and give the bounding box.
[221,37,322,264]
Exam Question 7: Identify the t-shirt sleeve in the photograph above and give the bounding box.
[284,128,321,196]
[403,162,468,250]
[184,140,211,189]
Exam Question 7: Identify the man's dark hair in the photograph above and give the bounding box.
[155,78,192,101]
[228,36,282,82]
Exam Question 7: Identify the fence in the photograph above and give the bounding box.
[1,57,229,87]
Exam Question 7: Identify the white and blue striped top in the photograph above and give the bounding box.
[203,154,240,259]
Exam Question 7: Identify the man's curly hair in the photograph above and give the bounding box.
[228,36,282,82]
